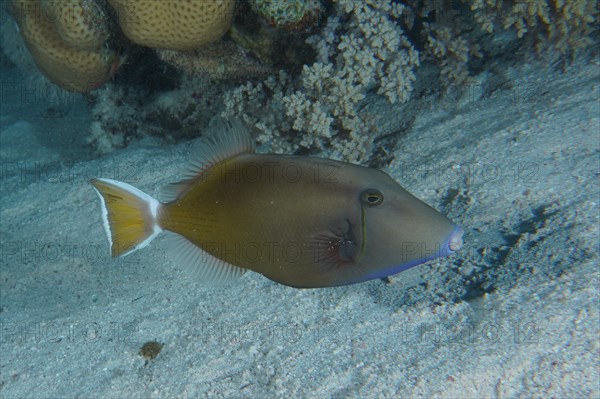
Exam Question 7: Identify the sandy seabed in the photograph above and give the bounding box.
[0,58,598,398]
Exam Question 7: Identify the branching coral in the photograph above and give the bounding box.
[422,20,481,85]
[469,0,598,54]
[223,70,295,153]
[224,0,420,163]
[4,0,596,157]
[224,0,596,164]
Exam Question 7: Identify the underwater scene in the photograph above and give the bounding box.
[0,0,598,397]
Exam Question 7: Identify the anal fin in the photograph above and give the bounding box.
[164,232,246,284]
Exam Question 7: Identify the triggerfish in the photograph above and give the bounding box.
[91,120,463,288]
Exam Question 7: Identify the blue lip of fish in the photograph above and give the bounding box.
[362,226,464,282]
[90,119,464,288]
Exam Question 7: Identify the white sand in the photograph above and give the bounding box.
[0,59,598,398]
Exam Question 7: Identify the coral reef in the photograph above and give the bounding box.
[228,0,318,69]
[469,0,598,54]
[44,0,109,50]
[3,0,265,91]
[155,41,271,81]
[418,0,484,86]
[87,72,223,153]
[224,0,420,163]
[106,0,235,50]
[1,0,597,158]
[250,0,323,29]
[223,0,597,164]
[8,0,118,92]
[423,24,477,84]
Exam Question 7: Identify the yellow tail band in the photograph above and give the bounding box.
[90,178,162,257]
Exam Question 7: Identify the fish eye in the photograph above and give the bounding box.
[360,189,384,206]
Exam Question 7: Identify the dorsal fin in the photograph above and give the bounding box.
[160,118,255,202]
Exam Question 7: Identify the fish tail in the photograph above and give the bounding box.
[90,178,163,257]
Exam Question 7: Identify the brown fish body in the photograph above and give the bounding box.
[160,153,365,287]
[91,121,463,288]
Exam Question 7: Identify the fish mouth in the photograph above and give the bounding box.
[359,225,464,283]
[444,226,464,255]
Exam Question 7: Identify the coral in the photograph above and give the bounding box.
[469,0,598,54]
[222,70,296,153]
[107,0,235,50]
[228,6,317,69]
[250,0,323,29]
[43,0,109,50]
[422,23,480,85]
[155,40,271,81]
[4,0,321,94]
[87,75,224,153]
[8,0,118,92]
[224,0,419,163]
[7,0,594,155]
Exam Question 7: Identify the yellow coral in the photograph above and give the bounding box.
[107,0,235,50]
[43,0,109,50]
[9,0,117,92]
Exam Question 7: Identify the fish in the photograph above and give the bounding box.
[90,119,463,288]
